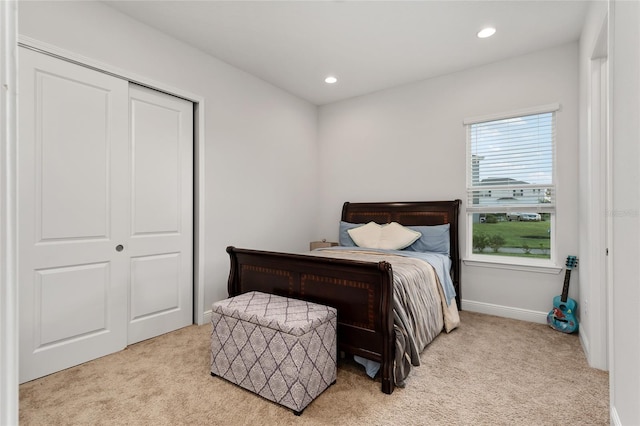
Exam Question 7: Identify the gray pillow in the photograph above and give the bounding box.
[404,224,450,255]
[339,221,361,246]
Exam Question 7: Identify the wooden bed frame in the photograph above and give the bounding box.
[226,200,461,395]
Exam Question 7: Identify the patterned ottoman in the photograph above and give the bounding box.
[210,291,337,415]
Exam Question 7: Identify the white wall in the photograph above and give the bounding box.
[577,0,609,371]
[609,1,640,423]
[317,43,579,319]
[17,1,319,309]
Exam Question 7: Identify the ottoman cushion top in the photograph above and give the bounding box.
[212,291,337,337]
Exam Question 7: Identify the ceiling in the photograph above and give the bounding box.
[104,1,590,105]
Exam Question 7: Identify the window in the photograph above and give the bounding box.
[465,105,557,263]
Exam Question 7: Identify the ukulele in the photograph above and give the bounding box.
[547,256,579,333]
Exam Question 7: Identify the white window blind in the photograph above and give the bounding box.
[466,109,556,213]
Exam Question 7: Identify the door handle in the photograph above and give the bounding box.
[115,244,124,252]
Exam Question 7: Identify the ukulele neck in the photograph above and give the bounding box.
[561,269,572,303]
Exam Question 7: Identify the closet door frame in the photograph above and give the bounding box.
[2,1,18,423]
[17,36,207,327]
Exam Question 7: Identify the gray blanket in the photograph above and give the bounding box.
[307,249,445,387]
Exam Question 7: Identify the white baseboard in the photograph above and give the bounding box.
[205,302,547,325]
[610,406,621,426]
[205,301,559,329]
[202,309,212,325]
[462,299,548,324]
[205,299,547,325]
[206,301,551,327]
[579,329,590,360]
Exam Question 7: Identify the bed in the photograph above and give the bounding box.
[226,200,461,395]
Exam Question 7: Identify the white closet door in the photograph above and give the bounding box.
[18,50,194,383]
[18,48,129,383]
[127,85,193,344]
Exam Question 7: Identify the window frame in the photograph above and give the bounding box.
[463,104,560,271]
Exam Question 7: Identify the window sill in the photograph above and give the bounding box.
[462,256,563,274]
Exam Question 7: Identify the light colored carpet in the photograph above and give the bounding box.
[19,311,609,425]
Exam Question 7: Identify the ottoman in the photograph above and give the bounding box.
[210,291,337,415]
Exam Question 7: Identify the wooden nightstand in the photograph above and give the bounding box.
[310,240,339,251]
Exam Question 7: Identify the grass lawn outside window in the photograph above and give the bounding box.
[472,216,551,259]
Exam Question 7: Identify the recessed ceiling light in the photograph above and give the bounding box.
[477,27,496,39]
[325,76,338,84]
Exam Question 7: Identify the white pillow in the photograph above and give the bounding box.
[347,222,422,250]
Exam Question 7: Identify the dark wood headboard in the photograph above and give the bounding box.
[341,200,462,307]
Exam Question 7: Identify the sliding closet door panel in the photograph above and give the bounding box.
[131,97,181,234]
[127,85,193,344]
[18,48,129,383]
[37,263,110,344]
[38,75,109,241]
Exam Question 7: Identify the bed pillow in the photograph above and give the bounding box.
[339,221,361,247]
[347,222,422,250]
[404,223,451,255]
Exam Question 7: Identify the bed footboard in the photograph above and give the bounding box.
[226,246,396,394]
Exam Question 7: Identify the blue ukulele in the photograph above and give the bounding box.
[547,256,579,334]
